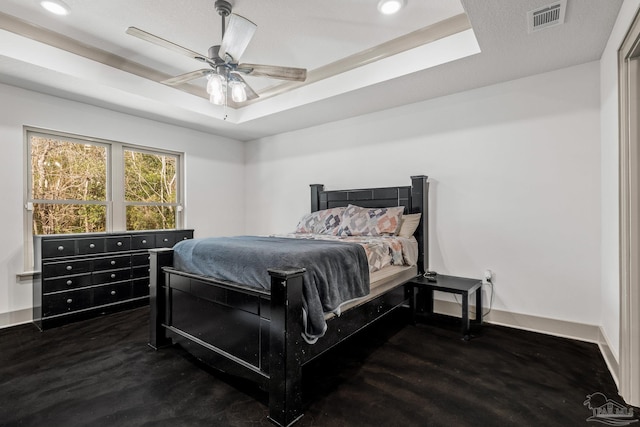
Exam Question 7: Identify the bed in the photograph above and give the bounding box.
[148,175,429,426]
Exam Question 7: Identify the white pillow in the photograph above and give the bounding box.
[398,213,422,238]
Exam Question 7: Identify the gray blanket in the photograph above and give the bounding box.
[172,236,370,343]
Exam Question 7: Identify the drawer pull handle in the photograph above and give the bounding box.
[110,290,116,296]
[89,243,95,248]
[66,298,73,304]
[147,256,150,261]
[142,239,147,244]
[163,238,169,242]
[66,265,73,271]
[110,273,116,279]
[110,260,116,265]
[57,246,64,251]
[66,280,73,286]
[117,242,123,247]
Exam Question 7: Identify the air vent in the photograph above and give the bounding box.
[527,0,566,33]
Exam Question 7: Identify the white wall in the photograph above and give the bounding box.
[245,61,602,326]
[0,83,245,326]
[599,0,640,363]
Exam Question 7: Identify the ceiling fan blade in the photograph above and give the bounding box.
[236,63,307,81]
[126,27,213,64]
[219,14,257,63]
[162,69,211,86]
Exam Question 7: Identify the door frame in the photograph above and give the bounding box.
[618,6,640,407]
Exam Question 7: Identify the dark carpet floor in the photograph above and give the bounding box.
[0,307,634,426]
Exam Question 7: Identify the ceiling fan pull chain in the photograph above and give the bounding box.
[223,84,228,121]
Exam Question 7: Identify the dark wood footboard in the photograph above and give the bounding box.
[149,251,410,426]
[147,175,429,426]
[149,248,173,350]
[268,267,306,426]
[149,249,308,426]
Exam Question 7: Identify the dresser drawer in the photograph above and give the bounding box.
[155,233,176,248]
[106,236,131,252]
[43,288,93,316]
[94,282,133,305]
[77,237,106,255]
[174,230,193,243]
[42,239,76,259]
[44,273,92,293]
[93,268,131,284]
[93,255,131,271]
[43,259,92,277]
[132,265,150,279]
[132,278,150,298]
[131,234,155,250]
[131,252,151,267]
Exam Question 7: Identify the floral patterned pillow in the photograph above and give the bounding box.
[338,204,404,236]
[295,207,345,235]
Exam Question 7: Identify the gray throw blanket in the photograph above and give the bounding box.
[172,236,370,343]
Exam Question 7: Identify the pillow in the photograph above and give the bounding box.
[398,213,422,238]
[338,204,404,236]
[295,207,345,235]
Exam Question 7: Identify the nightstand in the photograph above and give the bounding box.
[409,274,483,340]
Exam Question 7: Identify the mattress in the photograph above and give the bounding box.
[325,264,417,320]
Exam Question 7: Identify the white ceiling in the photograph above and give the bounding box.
[0,0,623,141]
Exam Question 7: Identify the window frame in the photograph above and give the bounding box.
[23,127,185,270]
[122,145,182,231]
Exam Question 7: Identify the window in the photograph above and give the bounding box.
[29,134,108,234]
[24,128,184,268]
[124,148,178,231]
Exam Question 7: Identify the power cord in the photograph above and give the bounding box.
[482,277,494,318]
[446,276,494,319]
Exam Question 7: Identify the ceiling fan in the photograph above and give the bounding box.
[126,0,307,105]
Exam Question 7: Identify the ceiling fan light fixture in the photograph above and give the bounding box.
[377,0,406,15]
[209,88,225,105]
[229,81,247,103]
[206,73,224,94]
[207,74,226,105]
[39,0,71,15]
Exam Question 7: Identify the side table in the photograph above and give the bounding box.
[409,274,483,340]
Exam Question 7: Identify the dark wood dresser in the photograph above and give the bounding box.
[33,229,194,330]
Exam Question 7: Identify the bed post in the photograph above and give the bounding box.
[148,248,174,350]
[411,175,429,274]
[310,184,324,212]
[267,267,306,427]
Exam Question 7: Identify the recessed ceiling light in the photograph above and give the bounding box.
[378,0,406,15]
[40,0,71,16]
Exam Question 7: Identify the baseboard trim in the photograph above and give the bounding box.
[0,308,32,329]
[432,300,624,388]
[433,299,600,342]
[597,327,620,389]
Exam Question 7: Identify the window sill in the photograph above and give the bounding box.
[16,271,38,280]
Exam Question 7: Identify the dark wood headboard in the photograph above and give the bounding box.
[309,175,429,274]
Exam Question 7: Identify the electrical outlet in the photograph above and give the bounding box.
[483,269,493,285]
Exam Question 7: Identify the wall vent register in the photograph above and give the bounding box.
[527,0,566,33]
